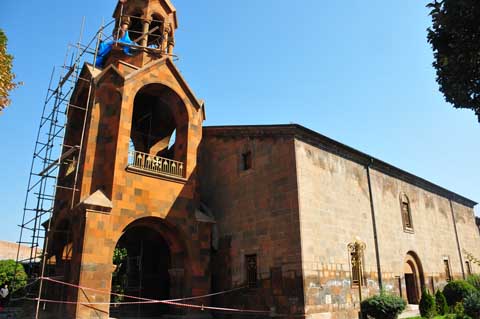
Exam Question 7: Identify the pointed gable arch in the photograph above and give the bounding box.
[125,57,202,113]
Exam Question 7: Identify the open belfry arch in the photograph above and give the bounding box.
[113,0,178,53]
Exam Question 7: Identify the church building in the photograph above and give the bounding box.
[42,1,480,318]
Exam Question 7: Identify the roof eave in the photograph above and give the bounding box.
[203,124,478,208]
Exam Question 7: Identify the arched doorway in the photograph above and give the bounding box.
[111,225,172,317]
[404,252,424,304]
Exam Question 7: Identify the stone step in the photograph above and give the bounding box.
[398,304,420,319]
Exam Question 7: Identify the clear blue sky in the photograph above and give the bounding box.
[0,0,478,243]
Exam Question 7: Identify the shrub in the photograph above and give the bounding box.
[419,288,436,318]
[360,293,406,319]
[467,275,480,292]
[0,259,27,292]
[453,301,470,319]
[443,280,477,307]
[436,289,449,315]
[464,291,480,319]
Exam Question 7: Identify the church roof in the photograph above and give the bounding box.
[203,124,477,208]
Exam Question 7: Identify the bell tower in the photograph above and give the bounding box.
[45,1,211,318]
[105,0,179,68]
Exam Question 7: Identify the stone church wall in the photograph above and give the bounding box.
[199,134,305,316]
[295,139,379,319]
[452,201,480,275]
[370,169,478,291]
[295,138,480,319]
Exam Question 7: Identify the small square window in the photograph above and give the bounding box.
[241,151,252,171]
[245,254,257,288]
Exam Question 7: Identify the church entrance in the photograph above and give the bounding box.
[404,252,424,304]
[110,225,172,318]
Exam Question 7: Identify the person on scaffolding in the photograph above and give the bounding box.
[0,283,9,310]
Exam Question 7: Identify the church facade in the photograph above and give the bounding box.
[42,1,480,319]
[200,125,479,319]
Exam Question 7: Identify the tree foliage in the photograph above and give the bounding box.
[443,280,477,307]
[111,248,128,303]
[0,260,27,292]
[427,0,480,122]
[360,293,406,319]
[467,274,480,292]
[464,291,480,319]
[436,289,449,315]
[0,29,20,112]
[420,288,437,318]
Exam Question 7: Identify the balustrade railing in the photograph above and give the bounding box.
[128,150,184,178]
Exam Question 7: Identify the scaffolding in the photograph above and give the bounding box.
[12,17,115,317]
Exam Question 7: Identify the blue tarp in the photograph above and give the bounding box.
[95,31,136,68]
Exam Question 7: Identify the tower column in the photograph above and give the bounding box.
[161,24,172,54]
[167,28,175,54]
[119,15,130,39]
[141,19,151,47]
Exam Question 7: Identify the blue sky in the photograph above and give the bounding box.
[0,0,478,243]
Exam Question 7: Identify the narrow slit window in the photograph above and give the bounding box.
[444,259,452,282]
[466,261,472,276]
[241,151,252,171]
[246,254,257,288]
[400,194,413,231]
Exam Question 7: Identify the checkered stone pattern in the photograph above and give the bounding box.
[47,56,209,318]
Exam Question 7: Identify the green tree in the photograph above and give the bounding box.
[467,274,480,292]
[443,280,477,307]
[464,291,480,319]
[0,260,27,292]
[0,29,21,112]
[427,0,480,122]
[419,288,437,318]
[435,290,449,315]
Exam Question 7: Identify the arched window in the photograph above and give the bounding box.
[125,11,144,40]
[148,14,165,48]
[400,193,413,231]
